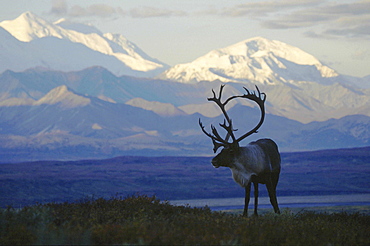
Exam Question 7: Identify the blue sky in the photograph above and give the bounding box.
[1,0,369,77]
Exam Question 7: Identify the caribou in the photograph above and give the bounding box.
[199,85,281,216]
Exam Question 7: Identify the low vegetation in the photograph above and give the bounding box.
[1,195,369,245]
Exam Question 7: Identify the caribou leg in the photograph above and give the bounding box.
[253,182,259,216]
[266,178,280,214]
[243,182,252,216]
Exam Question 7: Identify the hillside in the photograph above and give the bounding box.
[1,195,369,245]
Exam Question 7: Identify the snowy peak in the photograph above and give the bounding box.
[238,37,337,78]
[0,11,62,42]
[103,33,168,72]
[35,85,91,108]
[160,37,338,84]
[0,12,168,77]
[224,37,318,66]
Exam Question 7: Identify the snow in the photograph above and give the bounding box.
[0,11,168,77]
[0,11,64,42]
[159,37,338,84]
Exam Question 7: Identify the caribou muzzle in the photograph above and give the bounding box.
[211,159,220,168]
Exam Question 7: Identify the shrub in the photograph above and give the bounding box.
[0,195,369,245]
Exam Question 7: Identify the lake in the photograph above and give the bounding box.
[170,193,370,211]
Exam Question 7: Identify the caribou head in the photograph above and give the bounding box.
[199,85,281,216]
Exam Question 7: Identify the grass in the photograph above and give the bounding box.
[1,195,369,245]
[223,204,370,216]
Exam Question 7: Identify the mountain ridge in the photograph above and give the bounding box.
[126,98,187,117]
[0,12,169,77]
[34,85,91,108]
[0,80,369,161]
[1,67,369,123]
[158,37,339,84]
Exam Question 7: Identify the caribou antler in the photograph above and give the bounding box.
[199,119,228,153]
[235,86,266,142]
[199,85,266,152]
[207,85,238,142]
[199,85,239,152]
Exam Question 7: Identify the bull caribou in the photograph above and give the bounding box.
[199,85,281,216]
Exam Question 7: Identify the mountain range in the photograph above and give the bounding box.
[0,67,369,162]
[159,37,339,84]
[0,11,168,77]
[0,12,369,162]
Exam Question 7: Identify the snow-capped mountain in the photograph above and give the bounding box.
[155,37,370,123]
[0,12,168,77]
[159,37,338,84]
